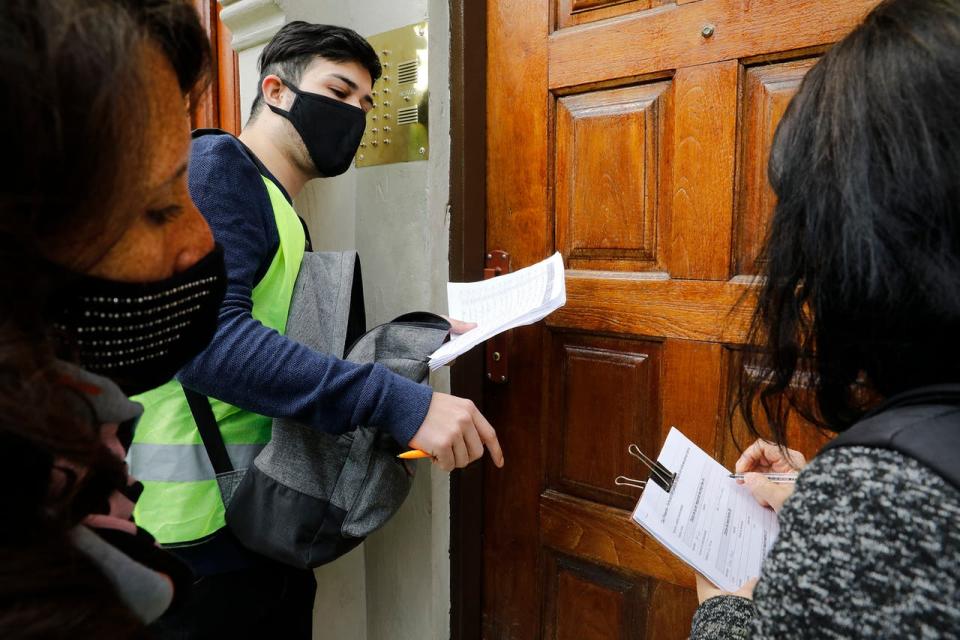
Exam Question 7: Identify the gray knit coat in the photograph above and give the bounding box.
[690,446,960,639]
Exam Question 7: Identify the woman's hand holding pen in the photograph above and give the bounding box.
[735,439,806,513]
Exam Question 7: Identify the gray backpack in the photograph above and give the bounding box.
[184,252,450,568]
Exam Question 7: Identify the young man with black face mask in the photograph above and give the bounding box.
[131,22,504,639]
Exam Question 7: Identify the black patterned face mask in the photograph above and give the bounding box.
[51,245,227,395]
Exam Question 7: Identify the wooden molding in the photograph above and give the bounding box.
[449,0,487,639]
[217,7,243,135]
[549,0,877,89]
[190,0,243,134]
[218,0,286,51]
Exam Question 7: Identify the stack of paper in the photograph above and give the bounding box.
[428,252,566,370]
[631,428,780,592]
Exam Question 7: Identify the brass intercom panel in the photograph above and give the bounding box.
[356,21,429,167]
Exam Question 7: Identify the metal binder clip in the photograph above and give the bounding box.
[615,475,646,490]
[627,443,676,493]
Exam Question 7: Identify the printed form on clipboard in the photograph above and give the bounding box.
[630,428,779,592]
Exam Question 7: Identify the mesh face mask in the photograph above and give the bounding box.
[51,245,227,395]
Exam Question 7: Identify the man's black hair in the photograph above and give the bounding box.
[249,21,382,119]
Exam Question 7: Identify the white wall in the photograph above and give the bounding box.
[219,1,452,638]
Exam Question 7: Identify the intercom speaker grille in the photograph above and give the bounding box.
[397,60,419,84]
[397,106,419,125]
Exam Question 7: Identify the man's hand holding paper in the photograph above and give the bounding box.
[429,252,566,369]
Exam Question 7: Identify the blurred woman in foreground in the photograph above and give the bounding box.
[0,1,223,636]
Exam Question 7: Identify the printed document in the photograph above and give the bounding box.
[429,252,566,370]
[631,428,779,592]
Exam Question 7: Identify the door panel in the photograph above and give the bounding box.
[668,62,738,279]
[547,333,662,511]
[735,57,819,276]
[556,1,671,30]
[484,1,877,638]
[556,83,669,272]
[542,553,651,640]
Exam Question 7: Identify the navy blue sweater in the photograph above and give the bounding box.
[177,130,432,449]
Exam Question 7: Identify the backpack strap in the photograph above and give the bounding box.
[343,253,365,355]
[182,387,233,475]
[820,384,960,489]
[184,251,366,479]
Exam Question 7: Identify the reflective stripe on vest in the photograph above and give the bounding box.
[127,442,264,482]
[130,176,305,544]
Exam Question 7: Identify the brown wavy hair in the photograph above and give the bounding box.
[0,0,209,636]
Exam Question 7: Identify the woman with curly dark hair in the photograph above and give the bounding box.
[691,0,960,637]
[0,1,223,636]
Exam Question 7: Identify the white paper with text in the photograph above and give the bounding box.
[631,428,779,592]
[428,252,566,370]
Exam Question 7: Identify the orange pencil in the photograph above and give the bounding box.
[397,449,432,460]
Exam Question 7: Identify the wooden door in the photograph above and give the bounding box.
[482,1,880,638]
[190,0,242,134]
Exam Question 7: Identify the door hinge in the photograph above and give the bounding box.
[484,250,510,384]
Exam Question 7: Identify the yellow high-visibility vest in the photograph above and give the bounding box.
[130,176,305,544]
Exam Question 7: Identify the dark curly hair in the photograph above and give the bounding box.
[738,0,960,446]
[0,0,209,636]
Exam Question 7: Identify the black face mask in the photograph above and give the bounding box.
[268,80,367,177]
[51,245,227,396]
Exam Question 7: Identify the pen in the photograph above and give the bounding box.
[397,449,433,460]
[729,472,798,484]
